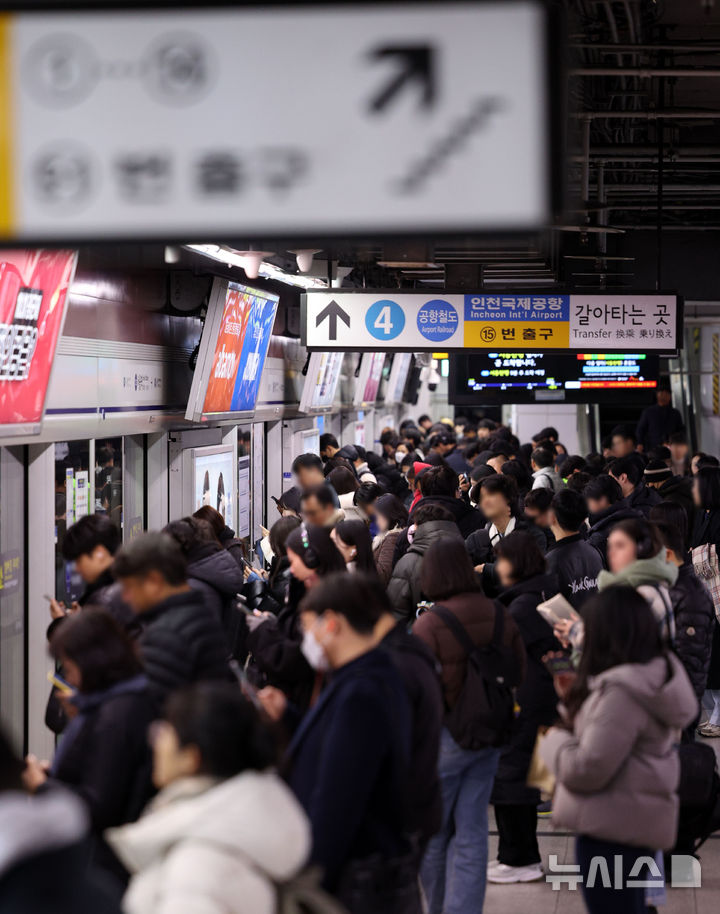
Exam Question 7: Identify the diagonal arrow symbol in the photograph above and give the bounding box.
[368,44,436,114]
[316,299,350,341]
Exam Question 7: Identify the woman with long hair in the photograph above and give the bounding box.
[541,587,696,914]
[488,531,559,886]
[331,520,376,574]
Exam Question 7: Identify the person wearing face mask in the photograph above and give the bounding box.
[246,524,346,712]
[285,572,419,913]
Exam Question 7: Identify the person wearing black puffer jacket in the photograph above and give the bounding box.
[489,532,560,886]
[584,474,643,566]
[651,505,713,737]
[113,533,231,710]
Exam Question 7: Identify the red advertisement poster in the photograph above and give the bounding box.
[0,250,77,430]
[202,285,252,414]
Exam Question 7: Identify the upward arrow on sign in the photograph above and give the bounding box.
[368,45,436,114]
[316,300,351,341]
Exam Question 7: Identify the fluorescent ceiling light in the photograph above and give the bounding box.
[184,244,327,289]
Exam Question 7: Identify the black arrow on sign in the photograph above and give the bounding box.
[316,300,351,341]
[368,45,436,114]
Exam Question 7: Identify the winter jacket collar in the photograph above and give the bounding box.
[79,568,116,606]
[598,550,678,592]
[0,789,88,879]
[499,573,557,605]
[488,516,516,547]
[410,519,462,551]
[546,532,585,553]
[588,501,641,530]
[189,549,245,595]
[140,589,204,623]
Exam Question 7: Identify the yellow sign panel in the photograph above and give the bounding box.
[463,321,570,349]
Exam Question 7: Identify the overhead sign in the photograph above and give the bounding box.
[303,292,682,351]
[0,1,556,240]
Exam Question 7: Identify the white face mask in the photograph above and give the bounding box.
[301,628,330,672]
[394,451,405,464]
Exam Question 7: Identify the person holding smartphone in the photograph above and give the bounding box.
[540,587,697,914]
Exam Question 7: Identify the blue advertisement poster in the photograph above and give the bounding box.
[230,292,278,411]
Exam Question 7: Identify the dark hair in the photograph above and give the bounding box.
[300,484,335,509]
[413,503,456,525]
[164,517,217,556]
[667,431,687,446]
[165,683,276,778]
[562,455,587,476]
[353,481,383,507]
[609,456,643,487]
[418,414,431,424]
[323,455,355,478]
[501,460,532,494]
[566,471,593,493]
[62,513,121,562]
[565,587,664,721]
[380,430,400,448]
[327,466,359,496]
[419,464,459,498]
[649,500,689,548]
[696,467,720,511]
[648,445,672,463]
[333,520,376,573]
[610,518,662,560]
[268,515,301,561]
[471,463,497,482]
[420,540,481,601]
[698,454,720,471]
[285,524,346,575]
[611,424,637,445]
[551,489,588,533]
[494,530,546,581]
[653,519,685,559]
[300,571,388,634]
[480,473,518,507]
[319,433,339,451]
[292,453,323,474]
[374,494,408,530]
[403,427,422,448]
[113,532,187,586]
[51,609,142,693]
[584,473,623,506]
[524,487,553,512]
[531,447,554,469]
[536,426,558,442]
[193,505,226,540]
[96,446,114,466]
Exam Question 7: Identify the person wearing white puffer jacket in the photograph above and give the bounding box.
[107,683,310,914]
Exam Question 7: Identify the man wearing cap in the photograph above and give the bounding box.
[428,431,470,476]
[644,459,695,536]
[636,385,684,452]
[338,444,377,485]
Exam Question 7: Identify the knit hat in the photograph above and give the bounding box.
[643,460,672,483]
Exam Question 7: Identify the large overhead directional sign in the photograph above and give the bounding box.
[303,292,682,352]
[0,1,556,240]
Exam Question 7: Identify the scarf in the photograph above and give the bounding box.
[488,515,516,547]
[598,549,678,592]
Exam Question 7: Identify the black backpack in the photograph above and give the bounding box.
[432,602,517,750]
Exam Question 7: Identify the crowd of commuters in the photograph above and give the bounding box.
[3,392,720,914]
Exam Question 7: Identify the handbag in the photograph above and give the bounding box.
[526,727,555,800]
[692,543,720,621]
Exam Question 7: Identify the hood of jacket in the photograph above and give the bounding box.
[415,494,475,525]
[591,653,697,730]
[658,475,692,500]
[188,548,245,596]
[411,519,463,552]
[598,549,678,591]
[107,770,310,882]
[0,788,88,879]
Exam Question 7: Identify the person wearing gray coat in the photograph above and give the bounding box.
[386,504,463,625]
[541,587,698,914]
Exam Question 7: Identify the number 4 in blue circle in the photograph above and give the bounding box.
[365,299,405,341]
